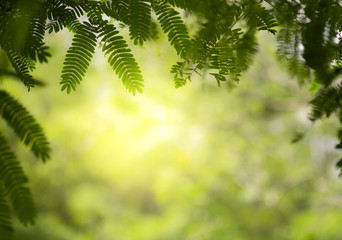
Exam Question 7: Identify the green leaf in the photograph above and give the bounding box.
[99,23,144,95]
[0,185,13,240]
[152,1,190,58]
[0,132,36,226]
[0,91,50,162]
[60,21,97,93]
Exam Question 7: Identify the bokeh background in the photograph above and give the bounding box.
[1,29,342,239]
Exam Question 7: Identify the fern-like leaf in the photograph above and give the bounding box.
[171,61,190,88]
[235,30,257,72]
[256,9,278,34]
[0,185,13,240]
[152,1,190,58]
[60,21,97,93]
[207,29,244,83]
[99,23,144,95]
[0,91,50,162]
[244,3,278,34]
[100,0,130,24]
[5,50,36,90]
[25,18,50,63]
[129,0,151,45]
[77,0,104,26]
[277,27,311,83]
[47,0,83,33]
[0,132,36,226]
[309,83,342,121]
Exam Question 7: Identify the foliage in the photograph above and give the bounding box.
[0,0,342,238]
[7,40,342,239]
[0,90,50,237]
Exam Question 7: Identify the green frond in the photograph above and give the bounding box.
[185,3,245,77]
[35,44,51,64]
[256,10,278,34]
[5,50,36,90]
[60,21,97,93]
[171,61,184,76]
[23,17,50,63]
[129,0,151,45]
[302,22,332,85]
[0,132,36,226]
[0,185,13,240]
[66,19,83,33]
[99,23,144,95]
[0,91,50,162]
[171,61,190,88]
[218,30,240,67]
[100,0,130,24]
[47,0,84,33]
[187,36,216,72]
[276,26,298,59]
[235,30,257,72]
[0,1,50,80]
[152,1,190,58]
[276,27,310,83]
[309,83,342,121]
[78,0,104,26]
[207,29,244,84]
[173,78,186,88]
[87,5,104,26]
[244,2,278,34]
[209,51,240,83]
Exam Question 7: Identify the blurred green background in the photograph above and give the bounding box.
[1,30,342,240]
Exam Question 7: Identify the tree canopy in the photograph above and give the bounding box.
[0,0,342,238]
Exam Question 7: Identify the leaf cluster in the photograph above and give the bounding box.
[266,0,342,172]
[1,0,342,236]
[0,90,50,238]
